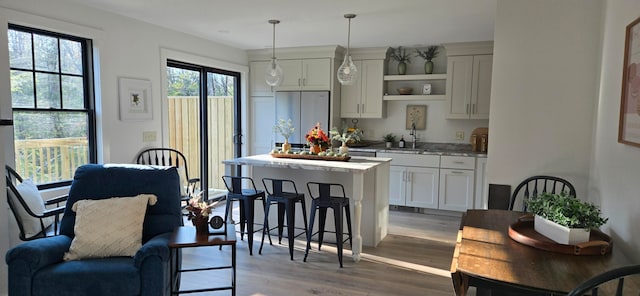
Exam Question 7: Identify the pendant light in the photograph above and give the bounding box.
[265,19,284,87]
[337,14,358,85]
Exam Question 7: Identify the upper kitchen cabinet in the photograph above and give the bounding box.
[443,41,493,119]
[278,58,331,91]
[249,61,275,96]
[340,47,388,118]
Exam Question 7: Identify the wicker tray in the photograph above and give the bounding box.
[270,153,351,162]
[508,215,612,255]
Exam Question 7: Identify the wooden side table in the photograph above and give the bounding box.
[169,225,237,295]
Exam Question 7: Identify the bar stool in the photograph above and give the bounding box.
[259,178,309,260]
[304,182,353,268]
[221,175,266,255]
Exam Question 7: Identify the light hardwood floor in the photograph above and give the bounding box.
[179,208,464,295]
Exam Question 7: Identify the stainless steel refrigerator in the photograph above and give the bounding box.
[275,91,330,146]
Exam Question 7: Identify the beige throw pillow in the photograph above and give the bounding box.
[12,179,54,238]
[63,194,157,261]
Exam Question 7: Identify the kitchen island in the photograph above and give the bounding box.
[222,154,391,262]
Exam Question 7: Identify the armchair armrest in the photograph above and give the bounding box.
[133,232,172,268]
[187,178,200,185]
[45,194,68,206]
[6,235,72,271]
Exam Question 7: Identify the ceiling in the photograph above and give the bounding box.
[66,0,497,50]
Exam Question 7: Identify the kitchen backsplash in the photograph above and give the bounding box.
[340,100,488,144]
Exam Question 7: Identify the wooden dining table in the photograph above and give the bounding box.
[450,209,634,295]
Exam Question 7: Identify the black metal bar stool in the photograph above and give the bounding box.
[222,176,266,255]
[304,182,353,268]
[259,178,309,260]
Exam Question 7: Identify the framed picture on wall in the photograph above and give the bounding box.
[406,105,427,130]
[619,16,640,147]
[119,77,152,121]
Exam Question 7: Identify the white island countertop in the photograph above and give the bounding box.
[222,154,391,173]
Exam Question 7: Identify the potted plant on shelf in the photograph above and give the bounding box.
[390,46,411,75]
[330,127,363,154]
[416,46,439,74]
[382,133,396,148]
[525,192,608,245]
[273,118,295,152]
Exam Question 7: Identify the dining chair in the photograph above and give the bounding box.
[5,165,67,241]
[304,182,353,268]
[509,175,576,211]
[567,264,640,296]
[135,147,200,206]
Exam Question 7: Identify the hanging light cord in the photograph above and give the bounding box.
[269,20,280,60]
[346,17,351,56]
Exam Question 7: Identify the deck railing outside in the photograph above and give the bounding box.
[13,95,234,190]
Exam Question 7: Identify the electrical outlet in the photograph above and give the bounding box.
[455,131,464,140]
[142,131,157,142]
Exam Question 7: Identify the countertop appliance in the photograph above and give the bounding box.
[275,91,329,146]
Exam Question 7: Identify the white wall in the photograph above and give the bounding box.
[0,1,249,290]
[488,0,602,198]
[0,0,248,163]
[589,0,640,262]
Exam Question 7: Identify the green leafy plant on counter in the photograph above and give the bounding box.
[525,192,608,229]
[382,133,396,143]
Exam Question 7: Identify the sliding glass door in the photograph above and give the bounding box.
[166,60,240,200]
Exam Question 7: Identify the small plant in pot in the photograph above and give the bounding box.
[390,46,411,75]
[525,192,608,245]
[415,46,439,74]
[382,133,396,148]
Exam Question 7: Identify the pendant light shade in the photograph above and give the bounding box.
[337,14,358,85]
[265,19,283,87]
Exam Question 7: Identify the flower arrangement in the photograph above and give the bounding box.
[272,118,295,142]
[185,189,215,221]
[305,123,330,150]
[415,46,439,61]
[390,46,412,64]
[330,127,362,145]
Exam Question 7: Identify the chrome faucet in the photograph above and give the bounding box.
[409,122,417,149]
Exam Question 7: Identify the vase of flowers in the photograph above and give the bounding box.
[330,127,363,154]
[273,118,295,152]
[390,46,412,75]
[416,46,439,74]
[305,123,330,154]
[185,192,216,235]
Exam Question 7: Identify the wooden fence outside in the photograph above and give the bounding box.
[167,95,234,191]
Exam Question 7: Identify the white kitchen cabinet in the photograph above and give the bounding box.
[341,59,384,118]
[249,61,275,97]
[438,156,475,211]
[277,58,331,91]
[378,152,440,209]
[475,157,488,209]
[445,55,492,119]
[249,96,275,155]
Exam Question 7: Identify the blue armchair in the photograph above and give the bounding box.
[6,164,183,296]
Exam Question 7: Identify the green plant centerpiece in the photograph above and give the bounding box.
[390,46,411,75]
[525,192,608,245]
[416,46,439,74]
[273,118,295,152]
[382,133,396,148]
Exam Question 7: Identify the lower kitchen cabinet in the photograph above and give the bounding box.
[438,169,475,212]
[378,152,440,209]
[438,155,475,212]
[388,165,439,208]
